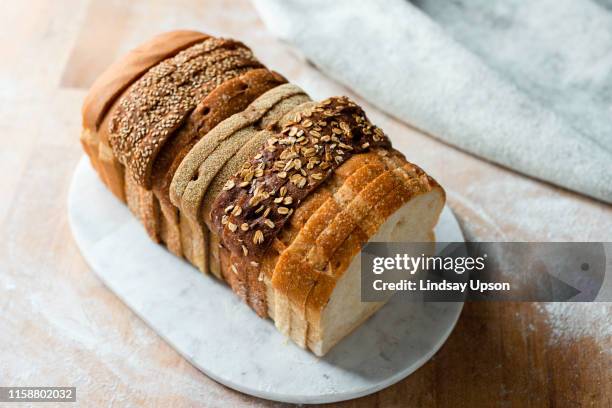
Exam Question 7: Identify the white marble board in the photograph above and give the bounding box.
[68,157,464,404]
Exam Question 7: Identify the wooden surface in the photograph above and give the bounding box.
[0,0,610,406]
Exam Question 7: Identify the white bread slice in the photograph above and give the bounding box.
[216,149,445,355]
[305,189,442,356]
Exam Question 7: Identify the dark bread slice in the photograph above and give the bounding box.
[150,69,287,256]
[171,84,309,275]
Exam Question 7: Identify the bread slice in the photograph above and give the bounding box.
[170,84,310,274]
[212,149,444,355]
[151,69,287,257]
[268,150,444,355]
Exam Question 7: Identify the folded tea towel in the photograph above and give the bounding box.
[253,0,612,203]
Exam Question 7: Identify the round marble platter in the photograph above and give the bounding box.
[68,157,464,404]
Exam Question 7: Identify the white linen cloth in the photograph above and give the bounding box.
[253,0,612,203]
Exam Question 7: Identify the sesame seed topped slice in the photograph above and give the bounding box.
[108,37,263,188]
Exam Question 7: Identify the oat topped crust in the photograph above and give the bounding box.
[211,96,391,260]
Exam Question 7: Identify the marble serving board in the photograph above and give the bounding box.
[68,157,464,404]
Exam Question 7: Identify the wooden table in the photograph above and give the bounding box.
[1,0,610,406]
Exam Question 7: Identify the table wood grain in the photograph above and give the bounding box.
[0,0,610,406]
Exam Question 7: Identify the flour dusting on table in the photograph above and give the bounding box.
[537,303,612,354]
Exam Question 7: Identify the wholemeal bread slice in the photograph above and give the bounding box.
[171,84,310,274]
[151,68,287,257]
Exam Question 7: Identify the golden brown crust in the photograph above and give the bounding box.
[79,129,104,182]
[97,140,126,203]
[82,30,209,131]
[267,149,442,327]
